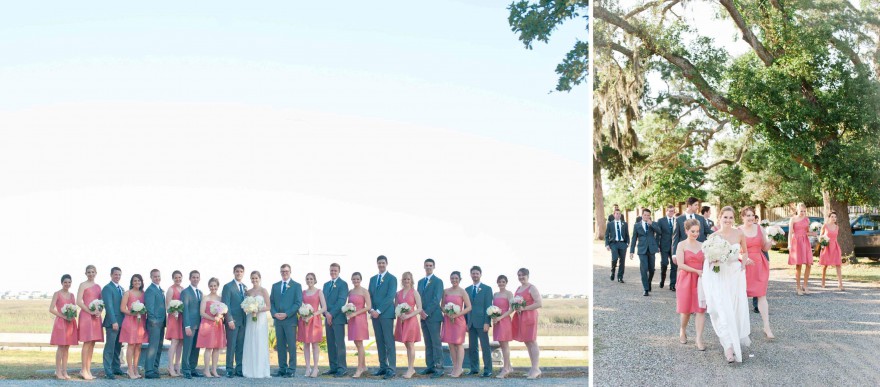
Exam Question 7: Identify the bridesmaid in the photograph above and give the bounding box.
[197,277,227,378]
[492,275,514,379]
[441,271,471,378]
[819,211,844,291]
[393,272,422,379]
[165,270,185,376]
[675,219,707,350]
[298,273,326,378]
[347,272,371,378]
[49,274,78,380]
[789,203,815,294]
[76,265,102,380]
[119,274,148,379]
[512,268,542,379]
[740,207,774,339]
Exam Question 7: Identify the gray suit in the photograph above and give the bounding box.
[466,283,493,374]
[144,283,167,378]
[221,281,247,376]
[369,272,397,375]
[657,216,677,287]
[418,274,444,373]
[270,279,302,376]
[671,213,713,255]
[180,286,202,377]
[323,278,348,375]
[631,220,661,292]
[605,219,630,280]
[101,281,125,376]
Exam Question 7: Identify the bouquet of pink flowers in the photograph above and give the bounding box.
[210,302,228,325]
[511,296,527,311]
[443,302,461,320]
[486,305,503,319]
[61,304,78,320]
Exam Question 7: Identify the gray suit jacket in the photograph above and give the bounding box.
[465,283,493,329]
[221,281,246,325]
[368,272,397,319]
[671,213,713,255]
[101,282,124,328]
[630,221,661,254]
[270,280,303,327]
[144,283,166,323]
[180,286,202,330]
[322,278,349,325]
[417,275,443,323]
[605,220,630,247]
[657,217,676,253]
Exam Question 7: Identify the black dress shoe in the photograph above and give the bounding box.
[145,374,161,379]
[618,279,625,283]
[322,370,336,376]
[383,370,396,379]
[610,274,615,281]
[481,371,492,377]
[643,291,649,296]
[114,371,126,376]
[192,372,204,377]
[334,371,347,378]
[418,368,435,375]
[648,286,652,292]
[235,371,244,377]
[373,369,386,376]
[753,307,760,314]
[660,281,665,288]
[669,286,676,291]
[105,375,116,380]
[183,374,192,379]
[430,371,444,379]
[467,370,481,376]
[226,373,235,378]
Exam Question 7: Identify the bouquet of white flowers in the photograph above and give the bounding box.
[131,301,147,320]
[89,299,104,318]
[443,302,461,320]
[810,222,822,233]
[341,303,356,320]
[167,300,184,318]
[486,305,502,319]
[61,304,78,320]
[818,235,830,247]
[760,219,770,227]
[765,225,786,243]
[210,302,228,325]
[511,296,527,311]
[395,303,411,318]
[298,304,314,320]
[702,234,738,273]
[240,296,264,322]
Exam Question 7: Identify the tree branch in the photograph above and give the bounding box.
[718,0,775,66]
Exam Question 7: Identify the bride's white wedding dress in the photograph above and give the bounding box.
[242,295,270,378]
[700,244,751,362]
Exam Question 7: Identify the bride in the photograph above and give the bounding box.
[700,206,752,363]
[242,271,271,378]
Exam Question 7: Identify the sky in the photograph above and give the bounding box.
[0,1,590,295]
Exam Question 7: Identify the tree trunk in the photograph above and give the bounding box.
[594,152,607,240]
[825,193,854,256]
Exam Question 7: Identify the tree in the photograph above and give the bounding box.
[595,0,880,255]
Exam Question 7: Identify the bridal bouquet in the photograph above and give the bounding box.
[486,305,502,319]
[89,299,104,319]
[61,304,78,320]
[760,219,770,227]
[298,304,314,321]
[395,303,411,318]
[241,296,264,322]
[766,225,786,243]
[443,302,460,320]
[511,296,527,311]
[818,235,830,247]
[702,234,738,273]
[210,302,228,325]
[167,300,184,319]
[341,303,356,320]
[131,301,147,320]
[810,222,823,233]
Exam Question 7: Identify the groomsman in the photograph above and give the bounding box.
[418,258,444,379]
[607,203,620,222]
[671,197,714,270]
[221,264,248,378]
[605,208,630,283]
[270,264,303,378]
[630,208,661,296]
[657,205,677,291]
[369,255,397,379]
[321,263,348,377]
[702,206,715,230]
[101,267,125,379]
[180,270,203,379]
[144,269,167,379]
[465,266,493,377]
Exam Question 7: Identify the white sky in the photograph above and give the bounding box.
[0,1,589,295]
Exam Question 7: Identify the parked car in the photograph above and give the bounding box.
[851,214,880,261]
[769,217,824,253]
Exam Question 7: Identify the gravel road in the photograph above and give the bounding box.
[592,244,880,386]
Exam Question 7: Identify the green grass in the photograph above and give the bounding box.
[0,300,54,333]
[768,250,880,284]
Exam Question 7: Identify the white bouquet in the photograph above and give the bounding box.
[818,235,830,247]
[131,301,147,320]
[240,296,264,322]
[486,305,502,319]
[168,300,184,318]
[511,295,527,310]
[442,302,461,320]
[395,303,411,318]
[89,299,104,315]
[766,225,786,243]
[760,219,770,227]
[810,222,822,233]
[61,304,78,320]
[210,302,228,325]
[341,303,356,320]
[702,234,738,273]
[298,304,314,320]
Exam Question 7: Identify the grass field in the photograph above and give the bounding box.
[768,250,880,284]
[0,298,588,336]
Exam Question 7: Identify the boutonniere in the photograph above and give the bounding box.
[332,283,337,289]
[284,282,290,290]
[476,286,482,294]
[426,279,431,286]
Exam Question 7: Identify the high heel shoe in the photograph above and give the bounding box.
[764,329,775,340]
[725,349,735,363]
[796,288,803,296]
[496,369,510,379]
[311,368,319,378]
[679,333,687,344]
[304,367,312,377]
[352,368,365,378]
[527,370,542,379]
[696,341,706,351]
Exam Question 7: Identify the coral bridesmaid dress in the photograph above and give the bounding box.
[347,294,369,341]
[50,293,79,346]
[165,286,183,340]
[676,250,708,313]
[196,300,227,349]
[492,296,512,342]
[512,286,537,343]
[119,293,148,344]
[297,290,324,343]
[819,227,842,266]
[440,295,465,345]
[744,227,770,297]
[788,218,813,265]
[393,289,421,343]
[78,284,104,342]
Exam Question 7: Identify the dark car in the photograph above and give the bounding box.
[851,214,880,261]
[769,217,824,252]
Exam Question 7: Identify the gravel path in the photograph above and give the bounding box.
[592,244,880,386]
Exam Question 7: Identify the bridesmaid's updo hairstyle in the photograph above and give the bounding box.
[352,272,362,280]
[251,271,261,279]
[720,206,736,217]
[497,275,508,283]
[61,274,72,283]
[172,270,182,278]
[401,272,413,286]
[129,274,144,290]
[85,265,96,274]
[684,218,700,231]
[450,271,461,280]
[740,206,756,218]
[517,268,530,277]
[305,273,316,283]
[208,277,219,287]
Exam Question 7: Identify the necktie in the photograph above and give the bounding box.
[117,285,123,296]
[378,273,383,285]
[331,279,336,289]
[196,289,201,303]
[643,222,647,232]
[471,285,478,300]
[239,283,244,297]
[281,281,287,295]
[616,222,621,241]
